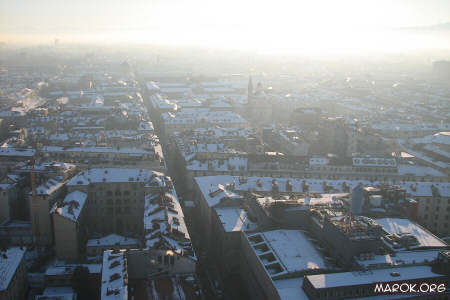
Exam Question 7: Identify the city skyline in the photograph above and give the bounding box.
[1,0,450,54]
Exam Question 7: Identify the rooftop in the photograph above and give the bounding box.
[194,175,450,200]
[67,168,163,186]
[246,229,329,278]
[51,190,87,222]
[375,218,447,249]
[87,234,138,248]
[305,265,443,289]
[356,250,440,268]
[101,250,128,300]
[274,278,309,300]
[214,207,256,232]
[0,247,26,291]
[144,187,194,258]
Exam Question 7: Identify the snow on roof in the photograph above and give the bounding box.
[305,266,442,289]
[0,183,13,190]
[214,207,256,232]
[412,131,450,145]
[50,191,87,222]
[246,229,328,278]
[258,193,347,209]
[101,250,128,300]
[196,179,243,207]
[186,157,248,172]
[45,263,101,276]
[162,109,247,125]
[160,87,192,94]
[397,164,446,177]
[68,168,163,186]
[37,287,76,300]
[19,161,76,172]
[42,146,153,155]
[7,174,20,183]
[34,177,64,195]
[0,146,35,157]
[274,278,309,300]
[87,234,138,248]
[194,175,450,199]
[0,247,26,291]
[356,250,440,268]
[375,218,447,249]
[144,186,193,257]
[397,140,448,169]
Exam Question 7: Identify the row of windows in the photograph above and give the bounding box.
[422,214,450,220]
[424,198,450,204]
[86,198,144,205]
[89,222,139,232]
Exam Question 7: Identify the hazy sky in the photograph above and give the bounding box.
[1,0,449,53]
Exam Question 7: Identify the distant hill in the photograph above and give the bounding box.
[402,22,450,31]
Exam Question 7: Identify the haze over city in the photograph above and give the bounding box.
[1,0,450,54]
[0,1,449,300]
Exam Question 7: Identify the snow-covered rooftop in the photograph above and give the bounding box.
[50,191,87,222]
[194,175,450,199]
[36,287,76,300]
[375,218,447,249]
[42,146,153,155]
[356,250,440,268]
[0,146,35,157]
[45,263,101,276]
[144,185,194,259]
[214,207,256,232]
[0,247,26,291]
[397,164,446,177]
[101,250,128,300]
[412,131,450,145]
[246,229,329,278]
[87,234,138,248]
[34,177,65,195]
[162,109,247,125]
[305,265,442,289]
[274,278,309,300]
[68,168,163,186]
